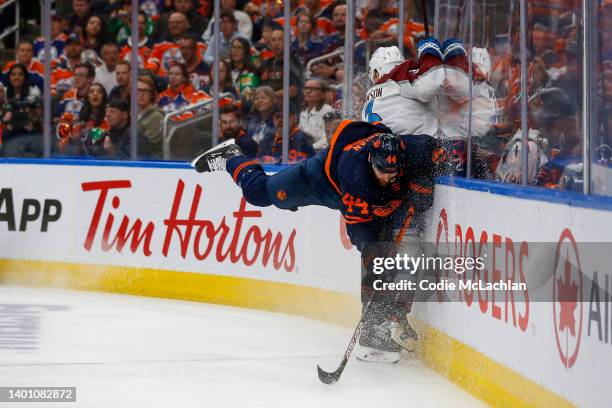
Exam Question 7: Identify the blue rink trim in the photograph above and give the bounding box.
[0,157,192,169]
[437,175,612,212]
[2,158,612,212]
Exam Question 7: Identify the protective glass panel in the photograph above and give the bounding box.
[524,0,584,191]
[592,1,612,196]
[470,0,518,181]
[471,0,522,184]
[436,0,471,177]
[0,1,44,157]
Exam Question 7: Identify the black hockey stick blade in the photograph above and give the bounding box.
[317,363,345,385]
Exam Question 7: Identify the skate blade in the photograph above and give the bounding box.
[355,346,400,364]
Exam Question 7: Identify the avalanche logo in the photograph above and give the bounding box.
[552,228,583,369]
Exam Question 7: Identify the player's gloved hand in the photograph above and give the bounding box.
[441,38,467,61]
[416,37,443,60]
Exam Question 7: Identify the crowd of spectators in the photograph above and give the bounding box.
[478,0,612,191]
[1,0,384,161]
[0,0,609,193]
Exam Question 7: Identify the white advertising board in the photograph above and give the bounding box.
[0,164,361,295]
[1,163,611,406]
[418,184,612,407]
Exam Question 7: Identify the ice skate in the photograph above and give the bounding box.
[355,345,400,364]
[191,139,243,173]
[389,315,418,353]
[355,319,402,364]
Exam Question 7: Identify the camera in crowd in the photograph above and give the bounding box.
[1,96,43,135]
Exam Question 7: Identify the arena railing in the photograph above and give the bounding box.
[161,93,235,161]
[0,0,19,44]
[305,40,366,79]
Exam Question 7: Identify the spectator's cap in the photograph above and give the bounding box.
[532,87,576,124]
[106,99,130,112]
[323,110,342,122]
[66,32,83,45]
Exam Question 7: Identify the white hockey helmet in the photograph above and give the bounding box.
[368,46,404,83]
[472,47,491,79]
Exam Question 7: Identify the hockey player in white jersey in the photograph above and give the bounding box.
[363,40,498,176]
[361,38,445,136]
[438,45,499,176]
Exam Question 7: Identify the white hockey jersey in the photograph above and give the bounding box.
[361,53,445,136]
[362,42,498,140]
[438,57,499,140]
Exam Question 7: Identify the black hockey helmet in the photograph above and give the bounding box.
[369,133,405,172]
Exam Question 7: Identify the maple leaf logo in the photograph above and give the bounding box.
[557,251,578,337]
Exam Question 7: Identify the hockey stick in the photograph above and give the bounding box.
[317,205,415,385]
[421,0,430,38]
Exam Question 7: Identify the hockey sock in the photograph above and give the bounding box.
[227,157,273,207]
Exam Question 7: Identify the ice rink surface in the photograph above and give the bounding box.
[0,286,486,408]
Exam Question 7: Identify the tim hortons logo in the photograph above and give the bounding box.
[81,179,296,272]
[553,228,583,369]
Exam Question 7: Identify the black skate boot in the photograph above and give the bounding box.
[191,139,243,173]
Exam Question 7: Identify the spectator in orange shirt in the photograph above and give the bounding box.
[51,33,85,96]
[56,62,95,120]
[119,12,154,69]
[159,63,210,114]
[146,12,201,76]
[1,39,45,92]
[1,39,44,76]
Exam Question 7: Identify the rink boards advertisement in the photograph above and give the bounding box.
[1,161,612,407]
[418,183,612,408]
[0,164,360,293]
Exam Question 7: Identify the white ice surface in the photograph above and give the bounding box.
[0,286,487,408]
